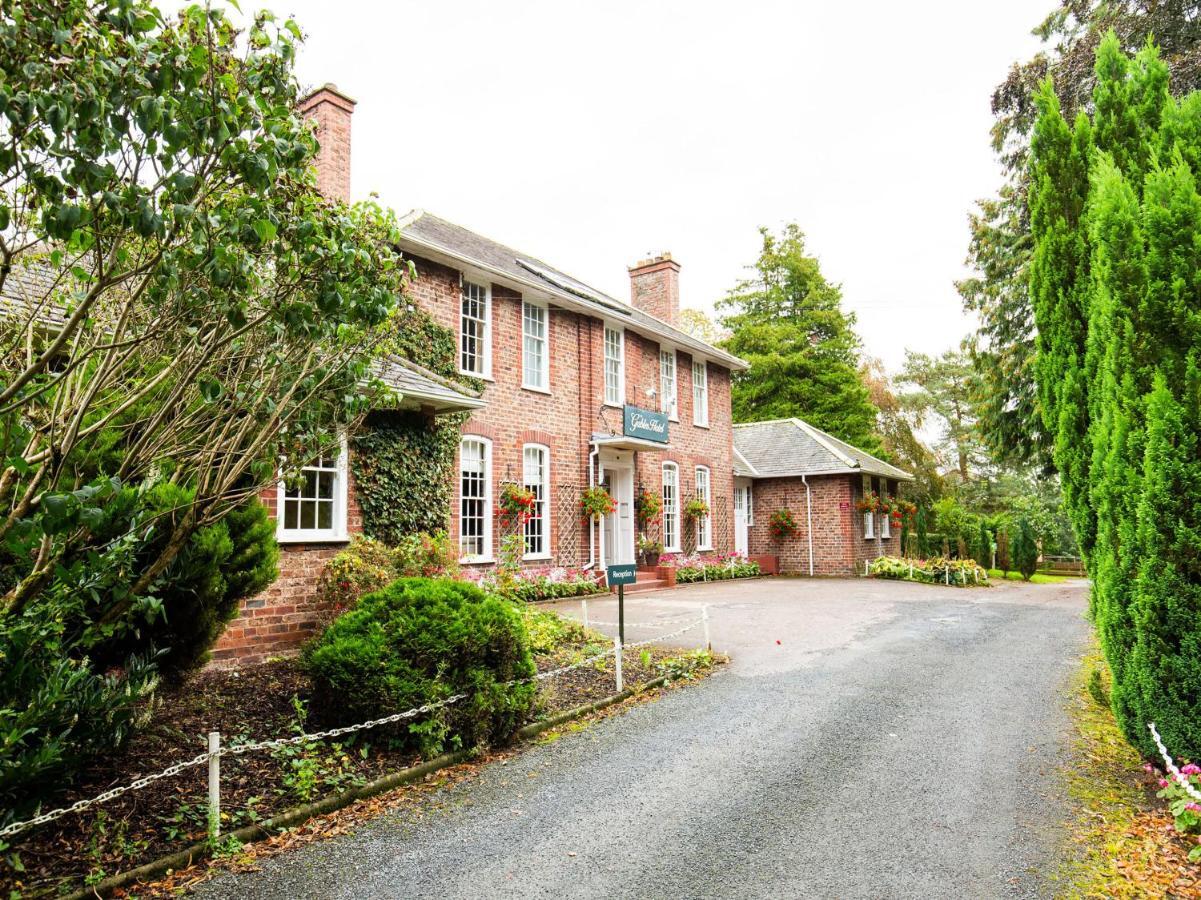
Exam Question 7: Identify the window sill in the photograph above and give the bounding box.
[523,553,552,562]
[460,557,495,565]
[522,384,552,396]
[603,401,623,409]
[459,370,495,383]
[696,545,714,553]
[693,422,710,430]
[277,532,350,545]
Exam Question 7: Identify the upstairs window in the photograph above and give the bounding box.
[695,465,712,551]
[522,300,548,391]
[692,360,709,427]
[460,280,491,377]
[662,462,680,552]
[604,325,624,406]
[523,444,550,559]
[278,441,348,543]
[460,437,492,561]
[660,349,678,419]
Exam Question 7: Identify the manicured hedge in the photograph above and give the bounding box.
[303,578,536,756]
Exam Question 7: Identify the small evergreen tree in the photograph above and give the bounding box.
[1011,518,1039,582]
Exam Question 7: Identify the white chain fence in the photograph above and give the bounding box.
[0,607,710,842]
[1148,722,1201,803]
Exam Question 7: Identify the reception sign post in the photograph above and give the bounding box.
[606,563,638,643]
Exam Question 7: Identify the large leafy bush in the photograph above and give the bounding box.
[303,578,536,756]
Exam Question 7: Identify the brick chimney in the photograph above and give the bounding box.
[628,253,680,324]
[298,84,355,202]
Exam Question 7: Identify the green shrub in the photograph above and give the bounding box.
[1010,518,1039,581]
[90,487,278,678]
[1,600,158,829]
[675,559,761,583]
[303,578,536,756]
[521,606,589,655]
[394,530,459,578]
[316,535,397,622]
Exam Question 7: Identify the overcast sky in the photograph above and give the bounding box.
[230,0,1051,370]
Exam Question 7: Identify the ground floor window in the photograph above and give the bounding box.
[460,437,492,561]
[523,443,550,558]
[662,462,680,552]
[695,465,712,550]
[277,439,348,542]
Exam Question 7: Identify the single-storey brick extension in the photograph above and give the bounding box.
[201,85,913,664]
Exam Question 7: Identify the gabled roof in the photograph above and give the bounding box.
[397,211,748,371]
[733,418,913,481]
[371,354,484,413]
[733,446,759,478]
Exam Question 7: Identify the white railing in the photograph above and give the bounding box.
[0,608,709,842]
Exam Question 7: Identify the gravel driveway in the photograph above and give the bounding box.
[195,576,1090,899]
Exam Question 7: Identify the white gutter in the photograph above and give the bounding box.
[802,474,815,577]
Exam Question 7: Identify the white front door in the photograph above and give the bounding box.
[734,483,750,556]
[601,458,635,566]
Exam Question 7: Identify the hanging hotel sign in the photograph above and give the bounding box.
[623,404,669,443]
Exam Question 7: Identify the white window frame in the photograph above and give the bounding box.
[662,462,680,553]
[276,437,350,543]
[745,483,754,526]
[881,498,891,539]
[660,348,678,420]
[459,279,492,379]
[695,465,712,551]
[692,360,709,427]
[459,436,493,562]
[603,325,624,407]
[864,511,875,540]
[521,299,549,393]
[522,443,551,560]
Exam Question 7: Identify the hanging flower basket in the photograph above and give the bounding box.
[634,487,662,528]
[768,508,798,541]
[580,485,616,521]
[498,482,537,531]
[855,490,881,513]
[683,497,710,521]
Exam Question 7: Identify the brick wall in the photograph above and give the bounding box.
[210,469,363,667]
[747,474,901,576]
[413,255,736,566]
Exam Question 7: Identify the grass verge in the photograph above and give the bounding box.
[987,568,1068,584]
[1059,646,1201,897]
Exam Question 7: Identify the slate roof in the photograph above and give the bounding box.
[733,418,913,481]
[733,446,759,478]
[371,354,484,412]
[398,211,747,371]
[0,257,70,329]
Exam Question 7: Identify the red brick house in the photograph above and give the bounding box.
[212,86,748,663]
[733,418,913,576]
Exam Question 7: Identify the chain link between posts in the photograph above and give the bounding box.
[0,610,708,841]
[1148,722,1201,803]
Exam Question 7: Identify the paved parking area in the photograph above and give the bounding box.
[197,575,1090,899]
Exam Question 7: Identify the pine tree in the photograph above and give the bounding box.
[719,224,882,452]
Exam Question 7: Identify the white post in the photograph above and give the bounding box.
[207,731,221,840]
[864,559,870,577]
[581,598,589,631]
[908,562,913,579]
[945,565,950,586]
[614,636,623,692]
[702,606,711,651]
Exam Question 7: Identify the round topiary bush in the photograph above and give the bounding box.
[302,578,537,756]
